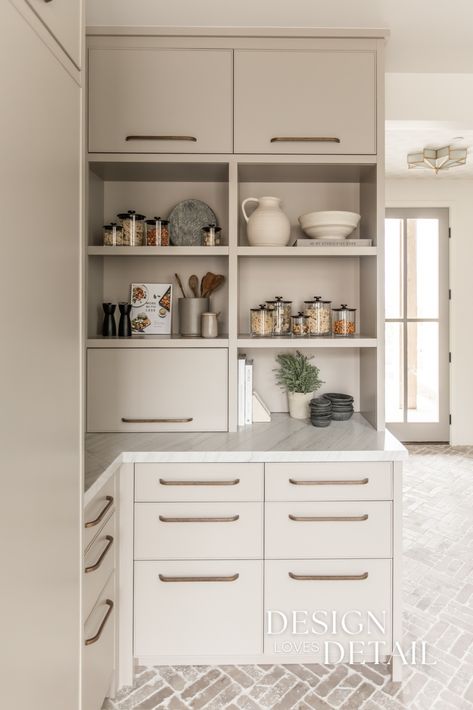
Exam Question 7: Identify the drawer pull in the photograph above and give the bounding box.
[121,417,193,423]
[158,515,239,523]
[289,572,369,582]
[270,136,341,144]
[288,514,369,522]
[158,573,239,583]
[84,599,114,646]
[159,478,240,486]
[289,478,369,486]
[125,135,197,142]
[84,496,113,529]
[84,535,114,574]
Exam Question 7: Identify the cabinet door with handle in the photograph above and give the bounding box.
[234,50,376,155]
[88,48,233,153]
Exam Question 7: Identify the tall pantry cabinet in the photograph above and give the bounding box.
[0,2,82,710]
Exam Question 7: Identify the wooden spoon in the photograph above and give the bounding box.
[188,274,199,298]
[201,272,225,298]
[174,273,187,298]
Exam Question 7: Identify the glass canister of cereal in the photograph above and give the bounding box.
[304,296,332,336]
[291,312,309,337]
[266,296,292,336]
[103,222,123,246]
[250,304,273,337]
[332,304,357,336]
[145,217,170,246]
[117,210,145,246]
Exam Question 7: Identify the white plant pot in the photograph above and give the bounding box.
[287,391,313,419]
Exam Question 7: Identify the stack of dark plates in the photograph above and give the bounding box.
[310,396,332,427]
[324,393,354,420]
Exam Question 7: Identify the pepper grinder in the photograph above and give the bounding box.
[118,302,132,337]
[102,303,117,337]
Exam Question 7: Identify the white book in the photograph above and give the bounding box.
[238,355,247,427]
[294,238,373,247]
[244,359,253,425]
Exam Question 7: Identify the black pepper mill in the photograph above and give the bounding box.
[102,303,117,337]
[118,302,132,337]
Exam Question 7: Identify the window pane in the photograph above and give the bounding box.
[385,219,403,319]
[406,219,439,319]
[407,322,439,422]
[385,322,404,422]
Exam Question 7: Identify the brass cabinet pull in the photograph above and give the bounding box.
[84,535,114,574]
[84,599,114,646]
[125,135,197,142]
[288,514,369,522]
[289,478,369,486]
[159,573,239,583]
[159,478,240,486]
[159,515,239,523]
[84,496,113,529]
[121,417,193,423]
[270,136,341,144]
[289,572,369,581]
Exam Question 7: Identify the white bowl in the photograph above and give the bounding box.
[298,210,361,240]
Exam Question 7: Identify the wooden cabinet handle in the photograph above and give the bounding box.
[289,572,368,581]
[121,417,193,423]
[159,478,240,486]
[158,573,239,583]
[84,496,113,529]
[288,514,368,522]
[158,515,239,523]
[84,600,114,646]
[84,536,114,574]
[270,136,340,143]
[125,135,197,142]
[289,478,369,486]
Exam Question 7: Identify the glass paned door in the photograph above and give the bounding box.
[385,209,449,442]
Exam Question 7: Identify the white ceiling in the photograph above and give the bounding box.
[386,125,473,178]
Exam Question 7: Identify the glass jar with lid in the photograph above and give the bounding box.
[103,222,123,246]
[145,217,170,246]
[202,223,222,247]
[250,305,273,337]
[304,296,332,336]
[117,210,145,246]
[291,312,309,337]
[266,296,292,336]
[332,304,357,336]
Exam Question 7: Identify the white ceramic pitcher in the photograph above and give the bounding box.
[241,196,291,247]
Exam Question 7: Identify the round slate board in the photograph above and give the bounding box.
[169,199,217,246]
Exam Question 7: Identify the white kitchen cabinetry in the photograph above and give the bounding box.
[234,49,376,154]
[25,0,82,67]
[89,49,233,153]
[83,573,116,710]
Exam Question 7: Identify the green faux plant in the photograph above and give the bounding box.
[274,350,324,394]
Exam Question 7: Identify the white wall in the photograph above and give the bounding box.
[386,178,473,445]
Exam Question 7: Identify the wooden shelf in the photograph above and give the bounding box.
[237,335,378,349]
[88,335,229,348]
[237,246,377,257]
[88,246,229,256]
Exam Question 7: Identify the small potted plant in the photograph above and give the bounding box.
[274,350,324,419]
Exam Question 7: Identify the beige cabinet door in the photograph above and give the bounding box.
[83,573,115,710]
[25,0,81,67]
[234,50,376,154]
[89,48,233,153]
[87,348,228,432]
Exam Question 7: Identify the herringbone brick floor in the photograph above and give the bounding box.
[103,445,473,709]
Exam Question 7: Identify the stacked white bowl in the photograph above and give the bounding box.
[298,210,361,240]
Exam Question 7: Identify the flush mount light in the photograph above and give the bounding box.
[407,145,467,174]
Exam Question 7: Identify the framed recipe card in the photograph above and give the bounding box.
[130,283,172,335]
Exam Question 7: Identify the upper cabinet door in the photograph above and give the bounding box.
[234,50,376,155]
[25,0,82,68]
[89,48,233,153]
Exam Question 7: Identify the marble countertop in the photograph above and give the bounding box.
[85,414,407,504]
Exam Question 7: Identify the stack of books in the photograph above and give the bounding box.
[293,238,373,247]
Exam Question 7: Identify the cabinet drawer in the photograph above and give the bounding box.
[83,573,115,710]
[265,559,391,661]
[266,462,392,501]
[26,0,81,67]
[234,50,376,154]
[89,48,233,153]
[134,502,262,559]
[135,463,263,502]
[83,514,115,621]
[266,502,391,559]
[134,560,262,657]
[84,476,116,552]
[87,349,228,433]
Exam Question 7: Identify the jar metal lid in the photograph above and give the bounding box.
[117,210,146,220]
[267,296,292,304]
[251,304,269,311]
[332,303,357,311]
[103,223,123,231]
[291,312,307,319]
[145,216,169,225]
[203,223,222,232]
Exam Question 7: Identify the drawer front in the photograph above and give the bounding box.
[134,502,263,560]
[266,502,391,559]
[83,514,116,621]
[84,476,116,552]
[89,49,233,153]
[135,463,264,502]
[234,50,376,154]
[266,462,392,501]
[87,349,228,433]
[83,573,115,710]
[26,0,81,67]
[134,560,262,657]
[264,559,392,661]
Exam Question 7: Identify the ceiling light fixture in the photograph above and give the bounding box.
[407,145,467,174]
